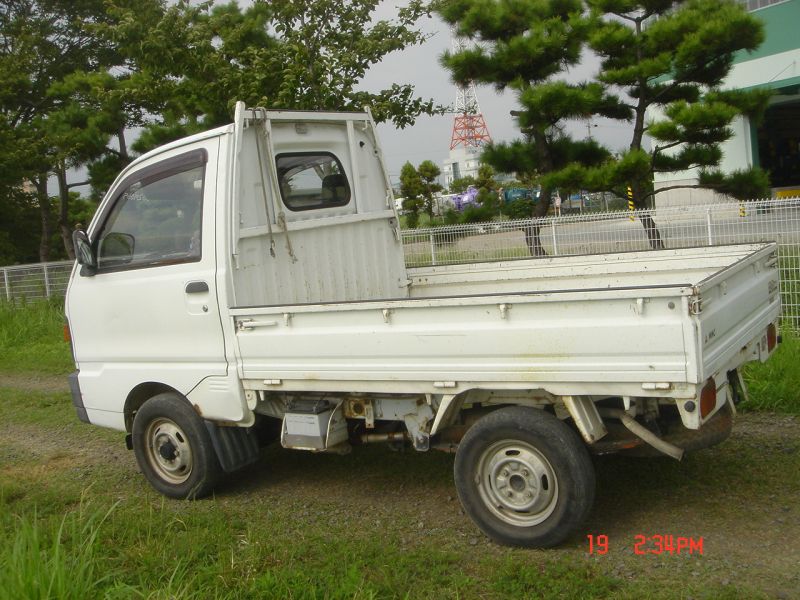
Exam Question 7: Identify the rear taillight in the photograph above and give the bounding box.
[767,323,777,353]
[700,378,717,419]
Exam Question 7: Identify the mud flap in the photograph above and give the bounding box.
[205,421,260,473]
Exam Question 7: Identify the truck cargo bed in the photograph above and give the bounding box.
[231,243,780,423]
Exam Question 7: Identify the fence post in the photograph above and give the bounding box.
[706,208,714,246]
[551,221,559,255]
[429,232,437,266]
[2,268,9,301]
[43,263,51,298]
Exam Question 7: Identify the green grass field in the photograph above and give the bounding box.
[0,300,74,374]
[1,301,798,598]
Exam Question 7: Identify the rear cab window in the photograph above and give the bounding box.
[276,153,350,212]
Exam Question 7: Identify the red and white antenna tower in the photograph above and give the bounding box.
[449,30,492,150]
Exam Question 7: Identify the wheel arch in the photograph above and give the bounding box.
[124,382,183,432]
[430,389,472,435]
[432,388,558,439]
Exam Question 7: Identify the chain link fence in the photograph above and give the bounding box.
[3,198,799,327]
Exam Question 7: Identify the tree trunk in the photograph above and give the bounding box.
[523,185,552,257]
[629,16,664,251]
[631,182,665,250]
[56,164,75,260]
[630,18,647,154]
[35,173,51,263]
[117,127,129,160]
[638,212,665,250]
[521,128,556,257]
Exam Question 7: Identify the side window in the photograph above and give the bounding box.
[96,164,205,270]
[276,153,351,211]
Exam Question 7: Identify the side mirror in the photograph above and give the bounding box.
[73,230,96,276]
[98,232,135,266]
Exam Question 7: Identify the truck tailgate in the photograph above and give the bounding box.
[691,244,780,383]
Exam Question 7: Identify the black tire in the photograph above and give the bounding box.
[454,406,595,548]
[132,392,222,499]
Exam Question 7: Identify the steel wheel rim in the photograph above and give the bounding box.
[144,417,193,484]
[476,440,559,526]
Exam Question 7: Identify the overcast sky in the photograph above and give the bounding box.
[364,2,633,184]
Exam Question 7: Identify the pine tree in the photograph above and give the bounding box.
[440,0,769,252]
[438,0,628,255]
[569,0,768,248]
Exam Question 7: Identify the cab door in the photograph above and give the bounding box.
[66,137,228,429]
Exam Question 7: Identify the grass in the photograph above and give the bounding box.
[488,558,620,598]
[0,419,623,599]
[0,299,73,374]
[0,497,117,600]
[742,333,800,414]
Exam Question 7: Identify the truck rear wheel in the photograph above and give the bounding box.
[454,406,595,547]
[132,393,221,499]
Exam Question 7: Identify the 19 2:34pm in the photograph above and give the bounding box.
[587,534,704,555]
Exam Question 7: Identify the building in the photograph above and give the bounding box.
[442,146,482,190]
[654,0,800,206]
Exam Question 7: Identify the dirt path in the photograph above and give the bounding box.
[0,372,67,394]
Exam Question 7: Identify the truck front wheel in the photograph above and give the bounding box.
[454,406,595,547]
[132,393,221,499]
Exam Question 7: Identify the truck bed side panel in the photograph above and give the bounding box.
[232,289,689,393]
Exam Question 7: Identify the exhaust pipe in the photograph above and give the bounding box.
[599,408,684,461]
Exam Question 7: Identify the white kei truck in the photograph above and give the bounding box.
[66,103,781,548]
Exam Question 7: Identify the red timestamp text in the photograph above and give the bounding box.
[587,534,703,555]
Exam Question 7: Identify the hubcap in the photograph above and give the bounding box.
[159,440,177,460]
[476,440,559,526]
[144,418,193,484]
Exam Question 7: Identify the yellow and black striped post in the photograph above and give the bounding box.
[739,201,746,218]
[627,186,635,221]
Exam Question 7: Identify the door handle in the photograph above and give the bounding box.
[236,318,278,330]
[185,281,209,294]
